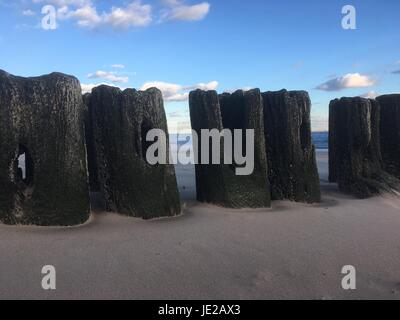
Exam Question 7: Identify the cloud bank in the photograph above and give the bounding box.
[81,78,218,102]
[316,73,375,91]
[87,70,129,83]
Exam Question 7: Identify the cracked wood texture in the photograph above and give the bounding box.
[85,85,181,219]
[262,90,321,203]
[189,89,271,208]
[329,97,400,198]
[0,70,90,226]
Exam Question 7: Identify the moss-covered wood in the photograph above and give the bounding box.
[262,90,321,203]
[189,89,271,208]
[0,70,90,226]
[85,85,181,219]
[329,97,399,198]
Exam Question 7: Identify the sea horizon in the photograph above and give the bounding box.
[170,131,329,150]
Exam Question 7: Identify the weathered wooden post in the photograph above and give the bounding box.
[85,85,181,219]
[329,97,399,198]
[262,90,321,203]
[0,70,90,226]
[189,89,271,208]
[376,94,400,179]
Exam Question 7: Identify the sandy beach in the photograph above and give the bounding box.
[1,150,400,300]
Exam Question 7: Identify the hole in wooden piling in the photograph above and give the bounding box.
[15,144,34,186]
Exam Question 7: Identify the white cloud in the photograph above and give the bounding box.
[22,9,36,16]
[111,64,125,69]
[87,70,129,83]
[185,80,218,91]
[29,0,210,29]
[82,79,218,99]
[162,0,181,5]
[32,0,92,7]
[81,83,100,94]
[161,0,210,22]
[316,73,376,91]
[167,2,210,21]
[38,1,152,29]
[140,80,218,102]
[360,91,379,99]
[141,81,188,101]
[66,5,102,28]
[81,82,126,94]
[104,1,152,28]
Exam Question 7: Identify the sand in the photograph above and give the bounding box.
[1,150,400,300]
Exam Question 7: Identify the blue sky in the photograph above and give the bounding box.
[0,0,399,132]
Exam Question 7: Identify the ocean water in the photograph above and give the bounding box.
[312,132,328,150]
[170,132,329,150]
